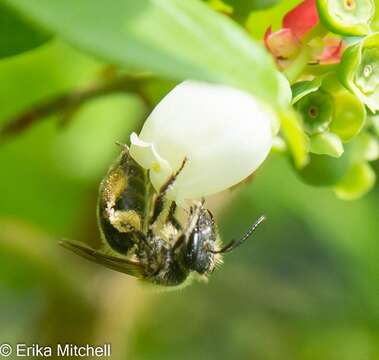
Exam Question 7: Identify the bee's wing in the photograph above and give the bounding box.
[59,239,144,278]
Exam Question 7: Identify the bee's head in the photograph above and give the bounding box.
[184,207,219,275]
[183,205,266,275]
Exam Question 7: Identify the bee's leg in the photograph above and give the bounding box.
[167,202,182,231]
[149,158,187,226]
[183,201,203,240]
[172,233,186,252]
[115,141,129,151]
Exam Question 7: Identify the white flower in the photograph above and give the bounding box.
[130,80,276,203]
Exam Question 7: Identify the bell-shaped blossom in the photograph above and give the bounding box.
[129,80,277,203]
[339,33,379,113]
[317,0,375,36]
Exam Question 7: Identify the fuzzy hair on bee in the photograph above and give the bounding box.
[60,143,265,288]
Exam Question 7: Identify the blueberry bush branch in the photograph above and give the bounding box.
[0,73,153,142]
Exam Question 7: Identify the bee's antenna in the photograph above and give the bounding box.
[212,215,266,254]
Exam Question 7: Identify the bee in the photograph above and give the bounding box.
[60,144,265,287]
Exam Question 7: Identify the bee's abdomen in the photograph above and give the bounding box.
[99,216,136,254]
[98,151,148,255]
[115,183,145,215]
[116,156,147,222]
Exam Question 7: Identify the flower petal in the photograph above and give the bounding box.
[130,80,275,202]
[129,132,173,189]
[319,39,344,64]
[283,0,319,39]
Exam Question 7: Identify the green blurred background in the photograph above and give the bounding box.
[1,3,379,360]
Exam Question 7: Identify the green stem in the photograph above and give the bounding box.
[283,46,313,83]
[303,63,339,76]
[0,74,154,142]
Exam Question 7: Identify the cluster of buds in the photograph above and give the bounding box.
[265,0,379,199]
[131,0,379,203]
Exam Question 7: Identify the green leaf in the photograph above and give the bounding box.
[205,0,281,21]
[224,0,281,20]
[246,0,300,39]
[291,77,323,104]
[206,0,233,15]
[280,109,309,169]
[310,132,344,157]
[334,162,376,200]
[0,1,51,58]
[4,0,280,104]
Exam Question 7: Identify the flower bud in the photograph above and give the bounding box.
[297,145,352,186]
[328,84,366,141]
[334,162,375,199]
[130,80,276,202]
[339,33,379,113]
[317,0,375,36]
[293,75,366,142]
[295,90,334,135]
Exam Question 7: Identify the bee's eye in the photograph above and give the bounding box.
[185,229,213,275]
